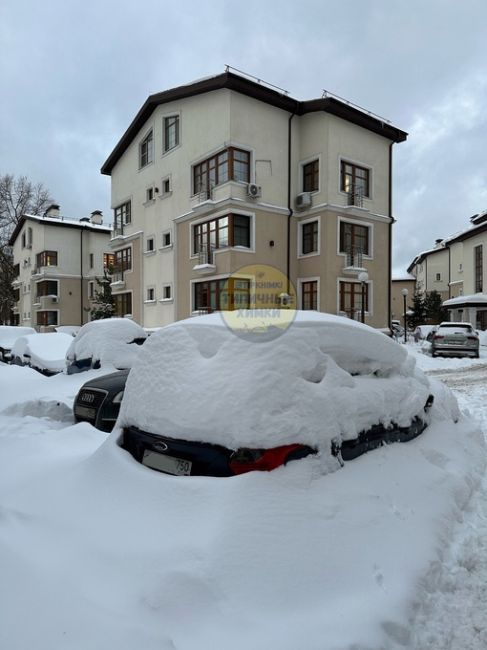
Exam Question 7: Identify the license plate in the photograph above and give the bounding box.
[142,450,192,475]
[74,405,96,419]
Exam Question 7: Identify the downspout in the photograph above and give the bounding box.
[448,245,451,299]
[388,142,394,329]
[80,227,84,326]
[287,104,298,295]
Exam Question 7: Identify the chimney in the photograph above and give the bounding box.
[434,238,443,247]
[45,203,60,218]
[90,210,103,225]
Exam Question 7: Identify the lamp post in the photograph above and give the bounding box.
[401,288,409,344]
[358,271,369,324]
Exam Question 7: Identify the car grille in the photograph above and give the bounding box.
[74,388,108,424]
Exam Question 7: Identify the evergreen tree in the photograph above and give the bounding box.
[407,291,426,329]
[90,269,115,320]
[424,290,448,324]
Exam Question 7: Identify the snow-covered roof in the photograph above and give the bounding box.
[8,212,111,246]
[392,273,416,281]
[443,293,487,307]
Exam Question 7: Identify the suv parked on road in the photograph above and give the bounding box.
[431,322,479,358]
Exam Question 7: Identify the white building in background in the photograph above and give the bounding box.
[9,204,111,331]
[101,69,407,328]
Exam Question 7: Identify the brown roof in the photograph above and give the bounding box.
[101,71,408,176]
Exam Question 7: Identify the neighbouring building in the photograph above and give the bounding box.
[391,275,416,322]
[101,69,407,328]
[9,205,112,331]
[407,210,487,329]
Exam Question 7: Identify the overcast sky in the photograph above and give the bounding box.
[1,0,486,274]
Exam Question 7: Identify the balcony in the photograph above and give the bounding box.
[192,245,216,274]
[110,272,125,290]
[36,294,59,305]
[346,188,364,208]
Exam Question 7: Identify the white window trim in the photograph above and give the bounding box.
[144,184,157,205]
[298,154,321,194]
[162,112,181,156]
[297,216,321,259]
[189,273,230,314]
[160,283,174,303]
[189,143,256,196]
[336,277,373,318]
[112,197,133,226]
[145,286,156,304]
[189,209,255,260]
[139,127,154,170]
[297,276,320,310]
[160,229,173,250]
[88,280,95,301]
[144,235,156,255]
[159,174,173,199]
[35,308,60,327]
[337,216,374,260]
[338,155,374,201]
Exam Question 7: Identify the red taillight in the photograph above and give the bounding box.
[229,444,309,475]
[467,336,478,341]
[433,335,444,340]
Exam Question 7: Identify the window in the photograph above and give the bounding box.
[113,293,132,317]
[89,253,94,269]
[301,220,318,255]
[37,311,58,327]
[146,287,155,301]
[162,284,172,300]
[27,227,33,247]
[146,187,154,202]
[340,161,370,198]
[36,251,58,267]
[114,247,132,273]
[193,214,251,255]
[88,281,95,300]
[114,201,131,230]
[13,263,20,277]
[146,237,155,252]
[164,115,179,152]
[339,221,370,256]
[340,281,369,319]
[160,176,171,196]
[303,159,319,192]
[162,231,172,248]
[36,280,58,299]
[475,245,483,293]
[301,281,318,310]
[21,232,26,248]
[193,147,250,195]
[194,278,250,312]
[435,273,441,282]
[104,253,115,270]
[139,130,153,168]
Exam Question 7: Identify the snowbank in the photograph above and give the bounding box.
[119,312,438,450]
[0,325,36,352]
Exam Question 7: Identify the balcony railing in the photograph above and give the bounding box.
[346,187,364,208]
[342,247,366,273]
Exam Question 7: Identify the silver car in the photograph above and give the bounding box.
[431,322,479,358]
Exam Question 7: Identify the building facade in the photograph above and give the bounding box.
[9,205,111,331]
[102,71,407,328]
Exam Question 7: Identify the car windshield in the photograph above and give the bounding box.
[438,324,473,333]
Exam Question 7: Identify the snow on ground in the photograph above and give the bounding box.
[0,322,486,649]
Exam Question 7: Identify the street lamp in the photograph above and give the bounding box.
[358,271,369,324]
[401,288,409,344]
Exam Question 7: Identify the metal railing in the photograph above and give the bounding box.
[347,187,364,208]
[345,247,364,269]
[197,244,216,266]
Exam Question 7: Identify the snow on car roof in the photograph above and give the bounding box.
[66,318,147,368]
[0,326,36,350]
[12,333,73,372]
[117,311,433,451]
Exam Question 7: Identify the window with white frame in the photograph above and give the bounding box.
[163,115,180,152]
[161,284,172,301]
[302,159,319,192]
[139,130,154,168]
[299,219,319,256]
[161,230,172,248]
[146,187,155,202]
[146,237,155,252]
[146,287,155,302]
[88,281,95,300]
[161,176,171,196]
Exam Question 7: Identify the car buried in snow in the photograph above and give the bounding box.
[106,311,437,477]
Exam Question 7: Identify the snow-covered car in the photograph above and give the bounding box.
[65,318,147,374]
[0,326,36,362]
[11,332,74,375]
[73,369,129,432]
[413,324,437,341]
[114,311,436,477]
[431,322,479,358]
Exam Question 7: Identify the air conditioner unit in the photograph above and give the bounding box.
[295,192,312,210]
[247,183,262,198]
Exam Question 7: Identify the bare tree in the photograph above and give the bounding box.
[0,174,54,323]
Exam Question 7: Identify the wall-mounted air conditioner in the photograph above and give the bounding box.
[247,183,262,198]
[295,192,312,210]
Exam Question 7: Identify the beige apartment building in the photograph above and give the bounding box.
[9,205,111,331]
[101,70,407,328]
[408,210,487,329]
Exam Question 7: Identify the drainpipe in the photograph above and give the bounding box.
[448,245,451,299]
[80,228,84,326]
[388,142,394,329]
[287,104,298,295]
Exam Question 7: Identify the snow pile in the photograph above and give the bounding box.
[119,312,438,450]
[11,332,73,372]
[66,318,147,369]
[0,325,36,352]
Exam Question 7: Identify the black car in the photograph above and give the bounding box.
[73,369,129,432]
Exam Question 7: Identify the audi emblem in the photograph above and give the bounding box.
[153,442,168,452]
[80,393,95,404]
